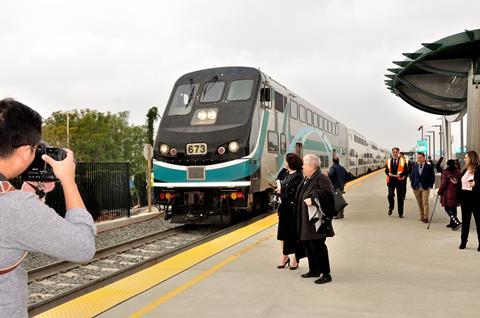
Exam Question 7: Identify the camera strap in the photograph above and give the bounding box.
[0,174,29,275]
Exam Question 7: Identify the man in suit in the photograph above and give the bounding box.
[385,147,408,218]
[411,152,436,223]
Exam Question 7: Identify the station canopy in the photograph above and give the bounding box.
[385,29,480,119]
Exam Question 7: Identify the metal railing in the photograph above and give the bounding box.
[12,162,130,221]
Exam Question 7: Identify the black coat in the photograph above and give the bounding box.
[295,170,336,241]
[277,171,303,242]
[328,163,347,192]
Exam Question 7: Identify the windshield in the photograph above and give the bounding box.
[227,79,254,101]
[200,81,225,103]
[168,83,199,116]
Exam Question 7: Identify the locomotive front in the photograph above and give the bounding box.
[153,67,262,224]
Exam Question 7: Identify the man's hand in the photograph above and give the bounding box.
[42,149,76,185]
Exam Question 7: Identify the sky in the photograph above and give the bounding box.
[1,0,479,153]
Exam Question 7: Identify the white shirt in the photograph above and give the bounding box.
[462,170,474,191]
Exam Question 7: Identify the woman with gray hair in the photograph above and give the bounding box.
[294,154,336,284]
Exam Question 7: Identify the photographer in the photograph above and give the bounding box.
[0,99,96,318]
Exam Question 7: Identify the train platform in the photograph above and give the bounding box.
[35,171,480,318]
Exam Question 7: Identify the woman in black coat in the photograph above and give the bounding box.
[295,154,336,284]
[458,151,480,250]
[276,153,304,269]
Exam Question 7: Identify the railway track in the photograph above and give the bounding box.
[28,212,273,317]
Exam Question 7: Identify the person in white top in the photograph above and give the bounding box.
[458,151,480,251]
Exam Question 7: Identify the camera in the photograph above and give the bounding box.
[22,143,67,181]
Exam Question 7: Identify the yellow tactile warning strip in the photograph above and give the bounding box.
[34,169,380,318]
[34,214,279,318]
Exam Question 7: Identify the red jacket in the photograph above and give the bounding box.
[438,169,462,208]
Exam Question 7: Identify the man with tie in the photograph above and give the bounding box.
[411,152,436,223]
[385,147,408,217]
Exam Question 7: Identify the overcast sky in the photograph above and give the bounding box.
[2,0,479,152]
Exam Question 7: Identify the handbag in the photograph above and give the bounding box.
[333,190,348,214]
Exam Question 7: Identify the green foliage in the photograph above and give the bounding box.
[146,106,160,146]
[42,109,148,174]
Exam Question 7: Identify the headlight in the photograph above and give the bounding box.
[228,141,239,152]
[160,144,169,155]
[197,110,207,120]
[207,109,217,120]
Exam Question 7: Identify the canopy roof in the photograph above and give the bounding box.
[386,29,480,117]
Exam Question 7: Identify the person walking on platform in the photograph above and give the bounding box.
[0,99,96,318]
[385,147,408,217]
[458,151,480,251]
[328,157,347,219]
[411,152,435,223]
[438,159,462,230]
[295,154,336,284]
[276,153,305,270]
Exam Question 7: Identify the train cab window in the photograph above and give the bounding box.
[280,133,287,153]
[313,113,318,127]
[267,131,279,153]
[306,109,312,125]
[323,118,327,131]
[200,81,225,103]
[299,105,306,122]
[168,83,200,116]
[227,79,254,101]
[274,91,285,113]
[290,100,298,119]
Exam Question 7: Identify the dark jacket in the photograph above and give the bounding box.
[438,169,462,208]
[457,168,480,208]
[277,171,303,241]
[410,162,435,190]
[295,170,336,241]
[328,163,347,192]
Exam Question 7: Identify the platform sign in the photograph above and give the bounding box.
[416,139,428,153]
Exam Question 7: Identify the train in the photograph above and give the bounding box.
[153,66,388,224]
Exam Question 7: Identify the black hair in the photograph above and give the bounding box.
[392,147,399,152]
[446,159,458,172]
[332,157,339,164]
[417,152,425,157]
[0,98,42,159]
[286,153,303,171]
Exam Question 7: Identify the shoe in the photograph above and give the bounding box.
[452,223,462,231]
[399,215,404,218]
[290,263,299,270]
[314,274,332,284]
[388,209,393,216]
[333,213,344,219]
[446,223,453,228]
[301,272,320,278]
[459,242,467,249]
[277,258,290,269]
[478,246,480,252]
[421,217,428,223]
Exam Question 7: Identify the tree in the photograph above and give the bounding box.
[146,106,161,146]
[42,109,148,174]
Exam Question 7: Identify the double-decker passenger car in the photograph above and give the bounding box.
[153,67,386,224]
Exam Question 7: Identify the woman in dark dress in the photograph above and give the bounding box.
[276,153,304,269]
